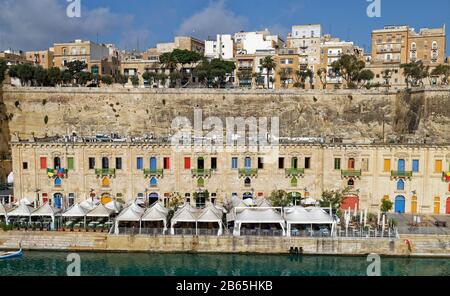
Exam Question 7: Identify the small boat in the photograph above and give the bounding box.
[0,249,23,259]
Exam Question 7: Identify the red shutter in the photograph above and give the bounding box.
[40,157,47,169]
[184,157,191,170]
[164,158,170,170]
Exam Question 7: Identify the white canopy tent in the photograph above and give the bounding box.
[62,203,90,227]
[7,203,35,224]
[284,206,336,237]
[30,202,62,230]
[86,204,114,218]
[233,207,285,236]
[170,204,200,235]
[7,172,13,184]
[105,200,123,214]
[80,200,97,211]
[114,203,145,234]
[0,203,8,221]
[303,197,319,206]
[141,202,169,233]
[196,204,224,236]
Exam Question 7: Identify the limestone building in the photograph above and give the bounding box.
[10,138,450,215]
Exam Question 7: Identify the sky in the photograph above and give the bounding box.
[0,0,449,55]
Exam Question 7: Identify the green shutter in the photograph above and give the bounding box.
[67,157,74,170]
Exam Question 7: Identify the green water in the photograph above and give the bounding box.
[0,252,449,276]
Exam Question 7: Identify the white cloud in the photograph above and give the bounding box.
[0,0,131,51]
[176,0,248,39]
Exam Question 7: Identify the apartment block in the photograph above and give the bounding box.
[25,49,54,69]
[205,34,235,60]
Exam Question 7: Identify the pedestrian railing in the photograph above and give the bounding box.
[240,229,284,237]
[396,226,450,236]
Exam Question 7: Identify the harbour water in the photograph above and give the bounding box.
[0,251,449,276]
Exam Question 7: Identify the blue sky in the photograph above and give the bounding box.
[0,0,449,55]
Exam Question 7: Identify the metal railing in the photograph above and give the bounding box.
[391,171,413,178]
[285,168,305,177]
[396,226,450,236]
[0,154,12,161]
[239,229,284,237]
[191,169,212,177]
[341,170,362,178]
[0,183,13,191]
[95,168,116,177]
[238,168,258,177]
[143,169,164,177]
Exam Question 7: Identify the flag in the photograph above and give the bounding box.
[57,168,66,178]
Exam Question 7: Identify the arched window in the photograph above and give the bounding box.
[348,158,355,169]
[54,157,61,170]
[71,47,77,55]
[102,157,109,169]
[149,192,159,205]
[54,177,62,187]
[244,157,251,169]
[197,157,204,170]
[244,177,251,187]
[291,157,298,169]
[347,179,355,188]
[150,157,157,170]
[397,179,405,191]
[102,177,110,187]
[411,43,416,50]
[150,177,158,187]
[291,177,298,187]
[62,48,67,55]
[53,193,63,209]
[432,41,438,50]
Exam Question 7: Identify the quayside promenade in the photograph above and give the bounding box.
[0,230,449,257]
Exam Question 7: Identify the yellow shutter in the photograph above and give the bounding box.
[434,197,441,215]
[435,160,442,173]
[384,159,391,172]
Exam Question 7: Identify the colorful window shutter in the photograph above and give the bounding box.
[164,158,170,170]
[412,160,419,172]
[67,157,74,170]
[40,157,47,169]
[435,160,442,173]
[184,157,191,170]
[384,159,391,172]
[137,157,143,170]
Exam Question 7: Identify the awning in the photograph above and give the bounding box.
[171,204,200,224]
[115,203,145,222]
[141,202,168,222]
[235,208,284,224]
[86,204,114,218]
[284,206,334,224]
[62,204,88,218]
[105,200,123,214]
[7,203,34,217]
[31,202,62,217]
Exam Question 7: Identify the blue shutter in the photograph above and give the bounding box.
[412,160,419,172]
[137,157,143,170]
[232,157,238,169]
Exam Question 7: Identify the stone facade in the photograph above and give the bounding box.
[10,140,450,215]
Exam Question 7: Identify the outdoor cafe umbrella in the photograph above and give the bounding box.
[7,203,34,224]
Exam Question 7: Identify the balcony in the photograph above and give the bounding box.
[95,168,116,177]
[285,168,305,177]
[0,154,12,161]
[341,170,362,178]
[391,171,413,179]
[144,169,164,178]
[238,168,258,177]
[191,169,212,177]
[443,172,450,182]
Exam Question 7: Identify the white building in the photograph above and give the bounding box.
[234,29,284,55]
[205,35,235,60]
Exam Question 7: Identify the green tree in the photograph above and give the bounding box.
[400,61,429,88]
[61,70,73,85]
[382,69,393,88]
[47,67,62,86]
[101,75,113,85]
[356,69,375,88]
[160,51,180,87]
[78,71,94,86]
[331,54,366,88]
[12,64,35,86]
[269,190,291,207]
[380,198,393,213]
[317,68,328,90]
[130,75,140,87]
[142,71,156,87]
[319,189,348,210]
[430,64,450,85]
[33,66,49,86]
[194,58,236,87]
[261,56,277,89]
[65,60,88,85]
[295,69,313,89]
[0,59,7,84]
[114,74,128,87]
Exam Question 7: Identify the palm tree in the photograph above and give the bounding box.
[160,52,179,87]
[261,56,277,89]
